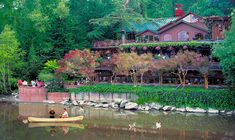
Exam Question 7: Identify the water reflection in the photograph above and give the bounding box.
[0,102,235,140]
[28,123,85,137]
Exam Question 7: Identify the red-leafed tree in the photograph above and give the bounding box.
[168,51,201,87]
[193,56,211,89]
[57,49,100,83]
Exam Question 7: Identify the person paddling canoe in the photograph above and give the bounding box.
[61,108,69,118]
[49,108,55,118]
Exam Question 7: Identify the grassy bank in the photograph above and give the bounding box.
[70,84,235,110]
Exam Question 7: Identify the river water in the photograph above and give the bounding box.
[0,101,234,140]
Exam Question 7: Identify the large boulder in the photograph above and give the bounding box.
[120,100,128,108]
[138,105,145,111]
[144,105,150,111]
[186,107,206,113]
[208,108,219,114]
[110,102,119,109]
[94,103,103,108]
[176,108,186,112]
[113,98,123,105]
[162,106,172,111]
[124,102,138,110]
[102,104,109,108]
[225,111,233,115]
[150,103,163,110]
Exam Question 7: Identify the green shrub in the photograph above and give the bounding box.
[46,78,68,92]
[38,71,55,82]
[70,84,235,110]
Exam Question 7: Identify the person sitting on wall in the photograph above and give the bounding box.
[18,79,22,87]
[22,80,28,86]
[31,80,36,87]
[49,108,55,118]
[61,108,69,118]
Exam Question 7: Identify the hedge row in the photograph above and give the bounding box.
[70,84,235,110]
[120,41,212,48]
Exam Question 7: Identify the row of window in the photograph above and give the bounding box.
[132,31,204,42]
[163,31,203,41]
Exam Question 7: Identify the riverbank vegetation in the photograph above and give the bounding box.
[70,84,235,110]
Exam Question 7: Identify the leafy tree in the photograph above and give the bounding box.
[38,59,59,82]
[0,25,24,94]
[57,49,100,83]
[167,51,201,87]
[110,52,138,85]
[90,0,144,43]
[188,0,233,16]
[134,53,153,85]
[152,58,172,86]
[213,10,235,91]
[193,56,211,89]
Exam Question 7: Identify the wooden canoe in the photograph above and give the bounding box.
[28,116,84,123]
[28,123,85,129]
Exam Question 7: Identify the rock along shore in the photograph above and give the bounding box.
[59,97,235,116]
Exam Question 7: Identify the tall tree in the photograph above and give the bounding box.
[0,25,24,94]
[90,0,144,43]
[213,10,235,91]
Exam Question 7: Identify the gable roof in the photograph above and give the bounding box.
[122,17,177,33]
[122,12,207,34]
[158,21,208,34]
[123,21,158,33]
[157,12,204,32]
[136,29,158,36]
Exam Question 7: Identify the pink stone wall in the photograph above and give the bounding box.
[47,92,69,103]
[19,86,46,102]
[19,87,138,103]
[159,22,208,41]
[19,87,69,103]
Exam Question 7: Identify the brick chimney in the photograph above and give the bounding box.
[174,4,184,17]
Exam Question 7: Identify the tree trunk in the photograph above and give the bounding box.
[159,73,163,86]
[140,73,144,86]
[204,74,209,89]
[1,72,8,94]
[182,75,186,87]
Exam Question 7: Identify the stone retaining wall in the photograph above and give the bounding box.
[19,87,138,103]
[47,92,69,103]
[75,92,138,102]
[19,86,46,102]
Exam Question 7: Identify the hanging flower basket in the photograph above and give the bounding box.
[105,50,111,54]
[183,45,188,49]
[131,47,136,51]
[168,46,173,51]
[155,46,161,50]
[143,46,147,51]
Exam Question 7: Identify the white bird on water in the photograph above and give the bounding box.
[155,122,161,129]
[129,122,136,129]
